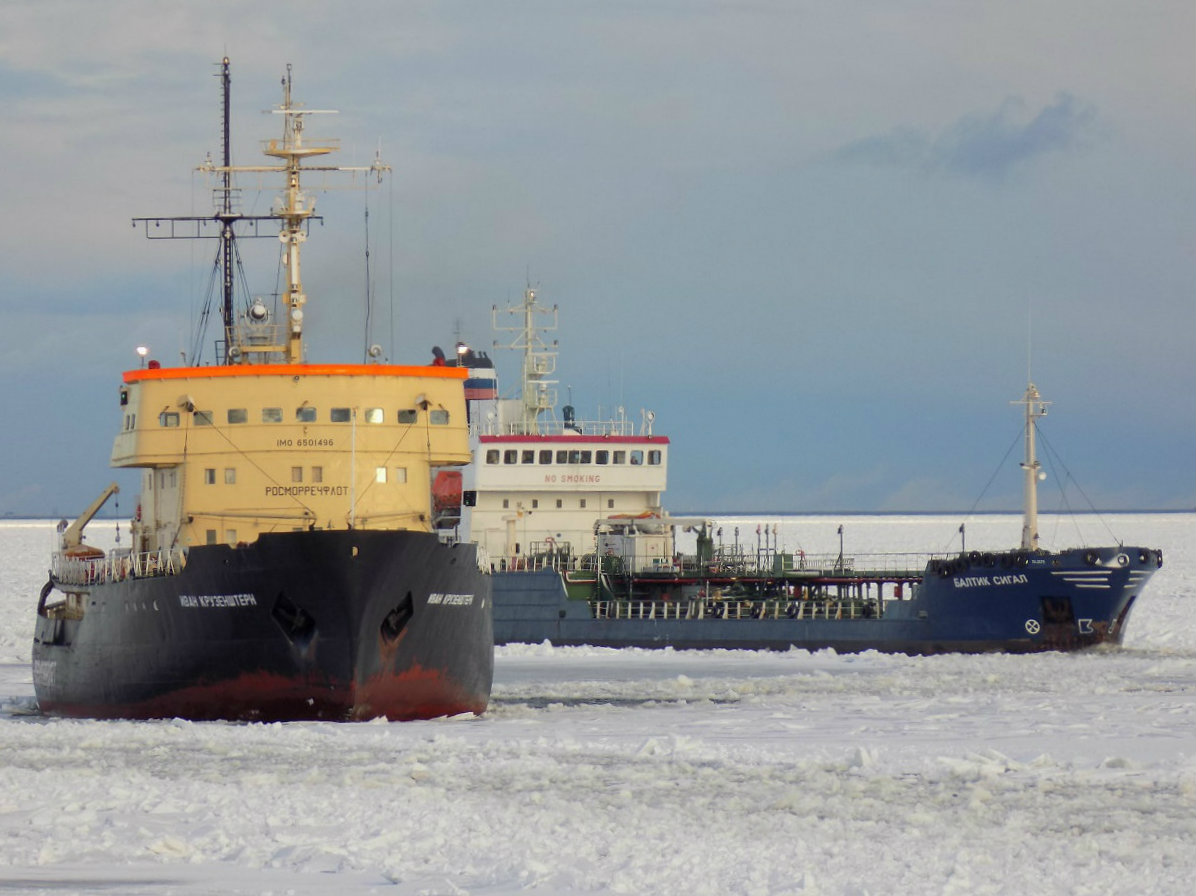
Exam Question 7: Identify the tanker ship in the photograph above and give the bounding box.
[447,288,1160,654]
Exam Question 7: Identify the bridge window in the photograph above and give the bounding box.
[292,467,303,483]
[613,451,626,464]
[224,468,236,485]
[330,407,351,422]
[521,450,535,464]
[375,467,387,483]
[194,410,213,426]
[296,406,317,423]
[596,450,609,464]
[556,499,563,508]
[539,450,552,464]
[228,408,248,424]
[312,466,323,483]
[630,450,643,465]
[262,407,283,423]
[365,407,384,423]
[204,468,216,485]
[486,450,499,464]
[555,450,567,463]
[159,411,180,427]
[206,530,217,545]
[504,450,518,464]
[532,499,539,509]
[430,409,450,425]
[394,467,407,483]
[398,409,417,424]
[648,450,662,465]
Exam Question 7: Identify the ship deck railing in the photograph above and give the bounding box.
[496,551,575,573]
[591,596,884,622]
[474,417,647,438]
[51,547,188,586]
[506,550,936,581]
[699,550,934,580]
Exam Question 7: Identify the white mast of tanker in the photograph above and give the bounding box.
[1014,382,1050,551]
[492,286,559,434]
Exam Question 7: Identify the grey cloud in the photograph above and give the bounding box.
[834,94,1098,181]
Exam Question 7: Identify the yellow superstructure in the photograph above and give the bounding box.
[114,362,470,552]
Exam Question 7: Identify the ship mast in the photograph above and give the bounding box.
[135,59,389,366]
[133,58,281,365]
[217,57,235,353]
[261,65,337,363]
[492,286,559,433]
[1014,382,1050,551]
[239,64,389,363]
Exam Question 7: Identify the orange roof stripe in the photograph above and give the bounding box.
[123,363,468,384]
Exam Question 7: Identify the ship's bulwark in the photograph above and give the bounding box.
[33,530,493,722]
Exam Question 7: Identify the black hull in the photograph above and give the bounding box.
[493,546,1161,655]
[33,530,492,722]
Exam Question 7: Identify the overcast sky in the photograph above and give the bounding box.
[1,1,1192,518]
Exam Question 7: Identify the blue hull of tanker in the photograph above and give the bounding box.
[492,546,1161,654]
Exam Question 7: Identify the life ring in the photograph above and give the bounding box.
[786,603,799,618]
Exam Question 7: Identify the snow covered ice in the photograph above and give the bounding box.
[1,514,1193,895]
